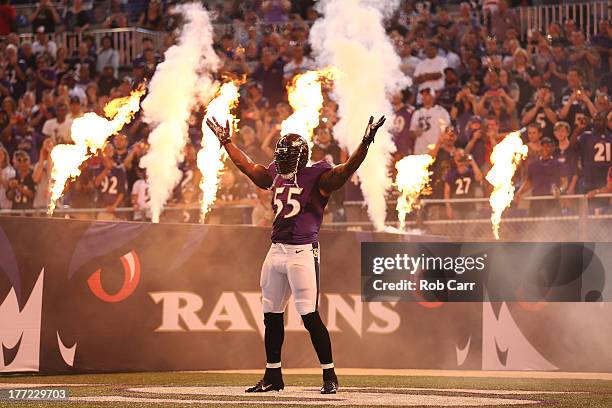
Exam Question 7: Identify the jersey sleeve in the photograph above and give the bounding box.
[409,110,420,131]
[266,161,277,179]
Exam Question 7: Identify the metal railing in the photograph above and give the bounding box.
[16,28,164,67]
[1,193,611,241]
[519,1,609,39]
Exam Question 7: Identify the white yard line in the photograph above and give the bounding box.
[194,368,612,381]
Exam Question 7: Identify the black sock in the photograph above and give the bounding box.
[263,312,284,379]
[264,367,282,381]
[301,311,334,375]
[323,367,337,382]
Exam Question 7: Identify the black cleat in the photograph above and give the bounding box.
[320,378,338,394]
[245,378,284,393]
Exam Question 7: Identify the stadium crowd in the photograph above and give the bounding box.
[0,0,610,225]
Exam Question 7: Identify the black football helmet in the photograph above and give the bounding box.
[274,133,309,179]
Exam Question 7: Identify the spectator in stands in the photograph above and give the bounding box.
[3,114,41,164]
[67,95,82,120]
[29,0,61,33]
[558,68,597,126]
[76,63,94,93]
[32,137,52,209]
[138,0,165,31]
[444,149,483,219]
[6,150,36,211]
[553,121,578,195]
[98,66,120,97]
[251,47,286,106]
[525,123,542,161]
[547,22,568,46]
[0,95,16,131]
[409,87,451,154]
[63,0,91,34]
[390,91,415,159]
[546,42,570,100]
[32,26,57,59]
[311,126,344,165]
[0,65,11,99]
[94,143,127,221]
[576,112,612,210]
[60,71,85,105]
[437,67,461,113]
[510,50,536,112]
[30,90,54,132]
[427,126,457,219]
[591,20,612,77]
[283,44,314,82]
[236,125,267,164]
[5,44,27,100]
[85,83,98,111]
[260,0,291,24]
[111,133,129,166]
[34,54,57,101]
[96,36,120,78]
[103,0,129,29]
[42,102,71,145]
[413,40,447,103]
[0,146,15,209]
[0,0,16,36]
[69,43,97,80]
[594,91,610,115]
[521,83,557,139]
[19,42,37,70]
[53,46,71,80]
[490,0,519,42]
[131,167,150,221]
[568,30,600,86]
[451,85,478,146]
[516,137,567,217]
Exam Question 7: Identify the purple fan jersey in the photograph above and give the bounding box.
[578,131,612,190]
[267,160,333,244]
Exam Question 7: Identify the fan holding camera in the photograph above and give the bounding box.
[521,83,558,140]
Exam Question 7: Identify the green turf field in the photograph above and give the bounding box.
[0,371,610,407]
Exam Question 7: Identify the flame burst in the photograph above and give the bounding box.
[197,81,240,222]
[395,154,435,229]
[281,68,337,153]
[485,131,528,239]
[48,86,146,214]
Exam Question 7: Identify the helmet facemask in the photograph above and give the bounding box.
[274,135,308,180]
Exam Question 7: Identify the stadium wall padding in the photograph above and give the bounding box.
[0,216,610,374]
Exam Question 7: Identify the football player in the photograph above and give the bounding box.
[206,115,385,395]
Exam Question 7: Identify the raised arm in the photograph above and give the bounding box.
[318,116,385,196]
[206,117,273,189]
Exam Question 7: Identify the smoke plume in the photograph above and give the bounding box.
[310,0,408,230]
[140,2,219,222]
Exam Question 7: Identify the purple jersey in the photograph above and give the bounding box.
[444,167,477,198]
[95,166,127,206]
[578,131,612,190]
[527,157,564,196]
[267,160,333,244]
